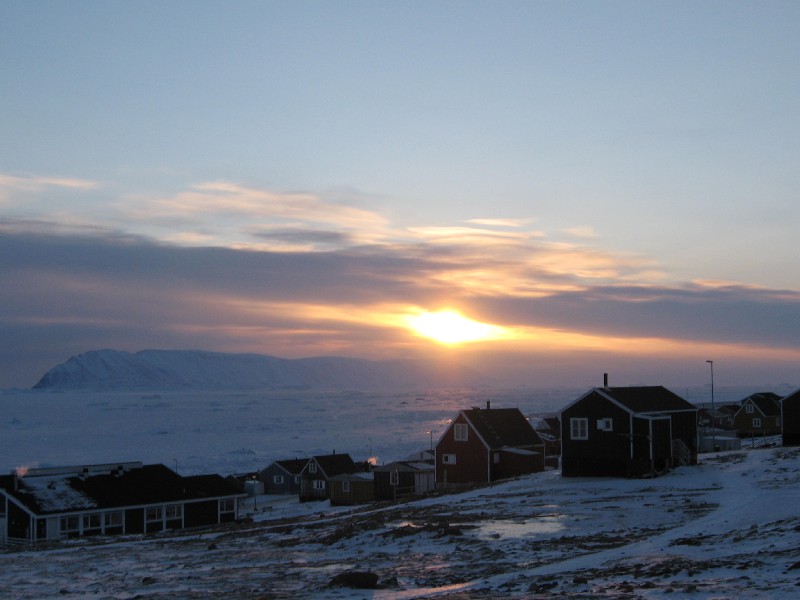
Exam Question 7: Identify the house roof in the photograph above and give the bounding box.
[0,463,241,516]
[597,386,696,414]
[373,461,435,473]
[740,392,781,417]
[273,458,309,476]
[781,388,800,404]
[310,454,358,478]
[462,407,542,449]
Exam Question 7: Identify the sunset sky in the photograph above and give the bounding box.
[2,2,800,390]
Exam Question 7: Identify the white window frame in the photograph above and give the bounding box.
[493,452,500,464]
[570,418,589,440]
[308,462,317,474]
[145,507,163,523]
[273,474,284,484]
[454,423,469,442]
[341,480,350,493]
[104,511,123,528]
[390,470,399,486]
[753,417,761,428]
[313,479,326,490]
[442,453,456,465]
[165,504,182,520]
[597,418,613,432]
[82,513,101,531]
[746,404,754,414]
[60,515,80,536]
[220,498,235,514]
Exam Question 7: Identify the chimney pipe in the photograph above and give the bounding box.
[603,373,609,388]
[486,400,491,410]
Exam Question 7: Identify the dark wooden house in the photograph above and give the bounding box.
[298,453,359,502]
[781,388,800,446]
[0,462,243,546]
[373,461,435,501]
[259,458,308,494]
[328,472,375,506]
[436,403,545,489]
[559,386,698,478]
[733,392,782,438]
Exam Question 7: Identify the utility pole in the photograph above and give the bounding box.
[707,360,715,451]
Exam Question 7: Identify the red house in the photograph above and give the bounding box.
[436,402,545,489]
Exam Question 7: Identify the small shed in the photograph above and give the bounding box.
[373,461,435,501]
[328,472,375,506]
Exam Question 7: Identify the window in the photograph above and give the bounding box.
[60,516,80,537]
[104,511,123,533]
[273,474,284,484]
[146,507,163,522]
[570,418,588,440]
[454,423,469,441]
[83,513,102,534]
[293,476,299,484]
[442,454,456,465]
[746,404,754,414]
[753,418,761,428]
[165,504,182,520]
[493,452,500,464]
[342,481,350,493]
[308,462,317,474]
[220,498,235,514]
[313,479,326,490]
[390,470,399,486]
[597,418,613,432]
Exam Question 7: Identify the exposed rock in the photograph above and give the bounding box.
[328,570,380,589]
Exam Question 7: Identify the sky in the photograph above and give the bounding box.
[2,1,800,390]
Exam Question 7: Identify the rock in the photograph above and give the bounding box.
[328,570,380,589]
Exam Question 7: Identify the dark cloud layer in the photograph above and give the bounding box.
[2,226,799,388]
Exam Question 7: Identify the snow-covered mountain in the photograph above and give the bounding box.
[32,349,488,391]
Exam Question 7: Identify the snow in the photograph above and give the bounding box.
[3,387,800,598]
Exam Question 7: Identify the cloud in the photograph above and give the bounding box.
[120,182,390,247]
[2,177,799,388]
[0,173,101,192]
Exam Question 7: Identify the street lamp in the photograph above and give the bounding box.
[707,360,715,451]
[426,430,433,452]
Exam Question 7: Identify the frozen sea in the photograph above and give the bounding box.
[0,384,781,476]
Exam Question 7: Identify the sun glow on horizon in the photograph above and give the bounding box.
[406,310,510,345]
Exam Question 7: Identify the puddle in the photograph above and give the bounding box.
[474,514,565,540]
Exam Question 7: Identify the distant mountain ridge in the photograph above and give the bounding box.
[32,349,487,391]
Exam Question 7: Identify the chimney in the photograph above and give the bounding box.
[603,373,609,388]
[486,400,491,410]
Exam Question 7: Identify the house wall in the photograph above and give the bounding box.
[734,402,781,437]
[669,411,699,463]
[329,480,374,506]
[436,413,489,487]
[492,449,544,480]
[260,464,301,494]
[560,392,632,477]
[783,397,800,446]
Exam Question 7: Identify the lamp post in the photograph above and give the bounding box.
[426,430,433,452]
[706,360,715,451]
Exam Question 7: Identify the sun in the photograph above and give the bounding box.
[406,310,509,345]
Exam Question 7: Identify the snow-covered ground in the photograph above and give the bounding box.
[3,446,800,598]
[2,388,799,598]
